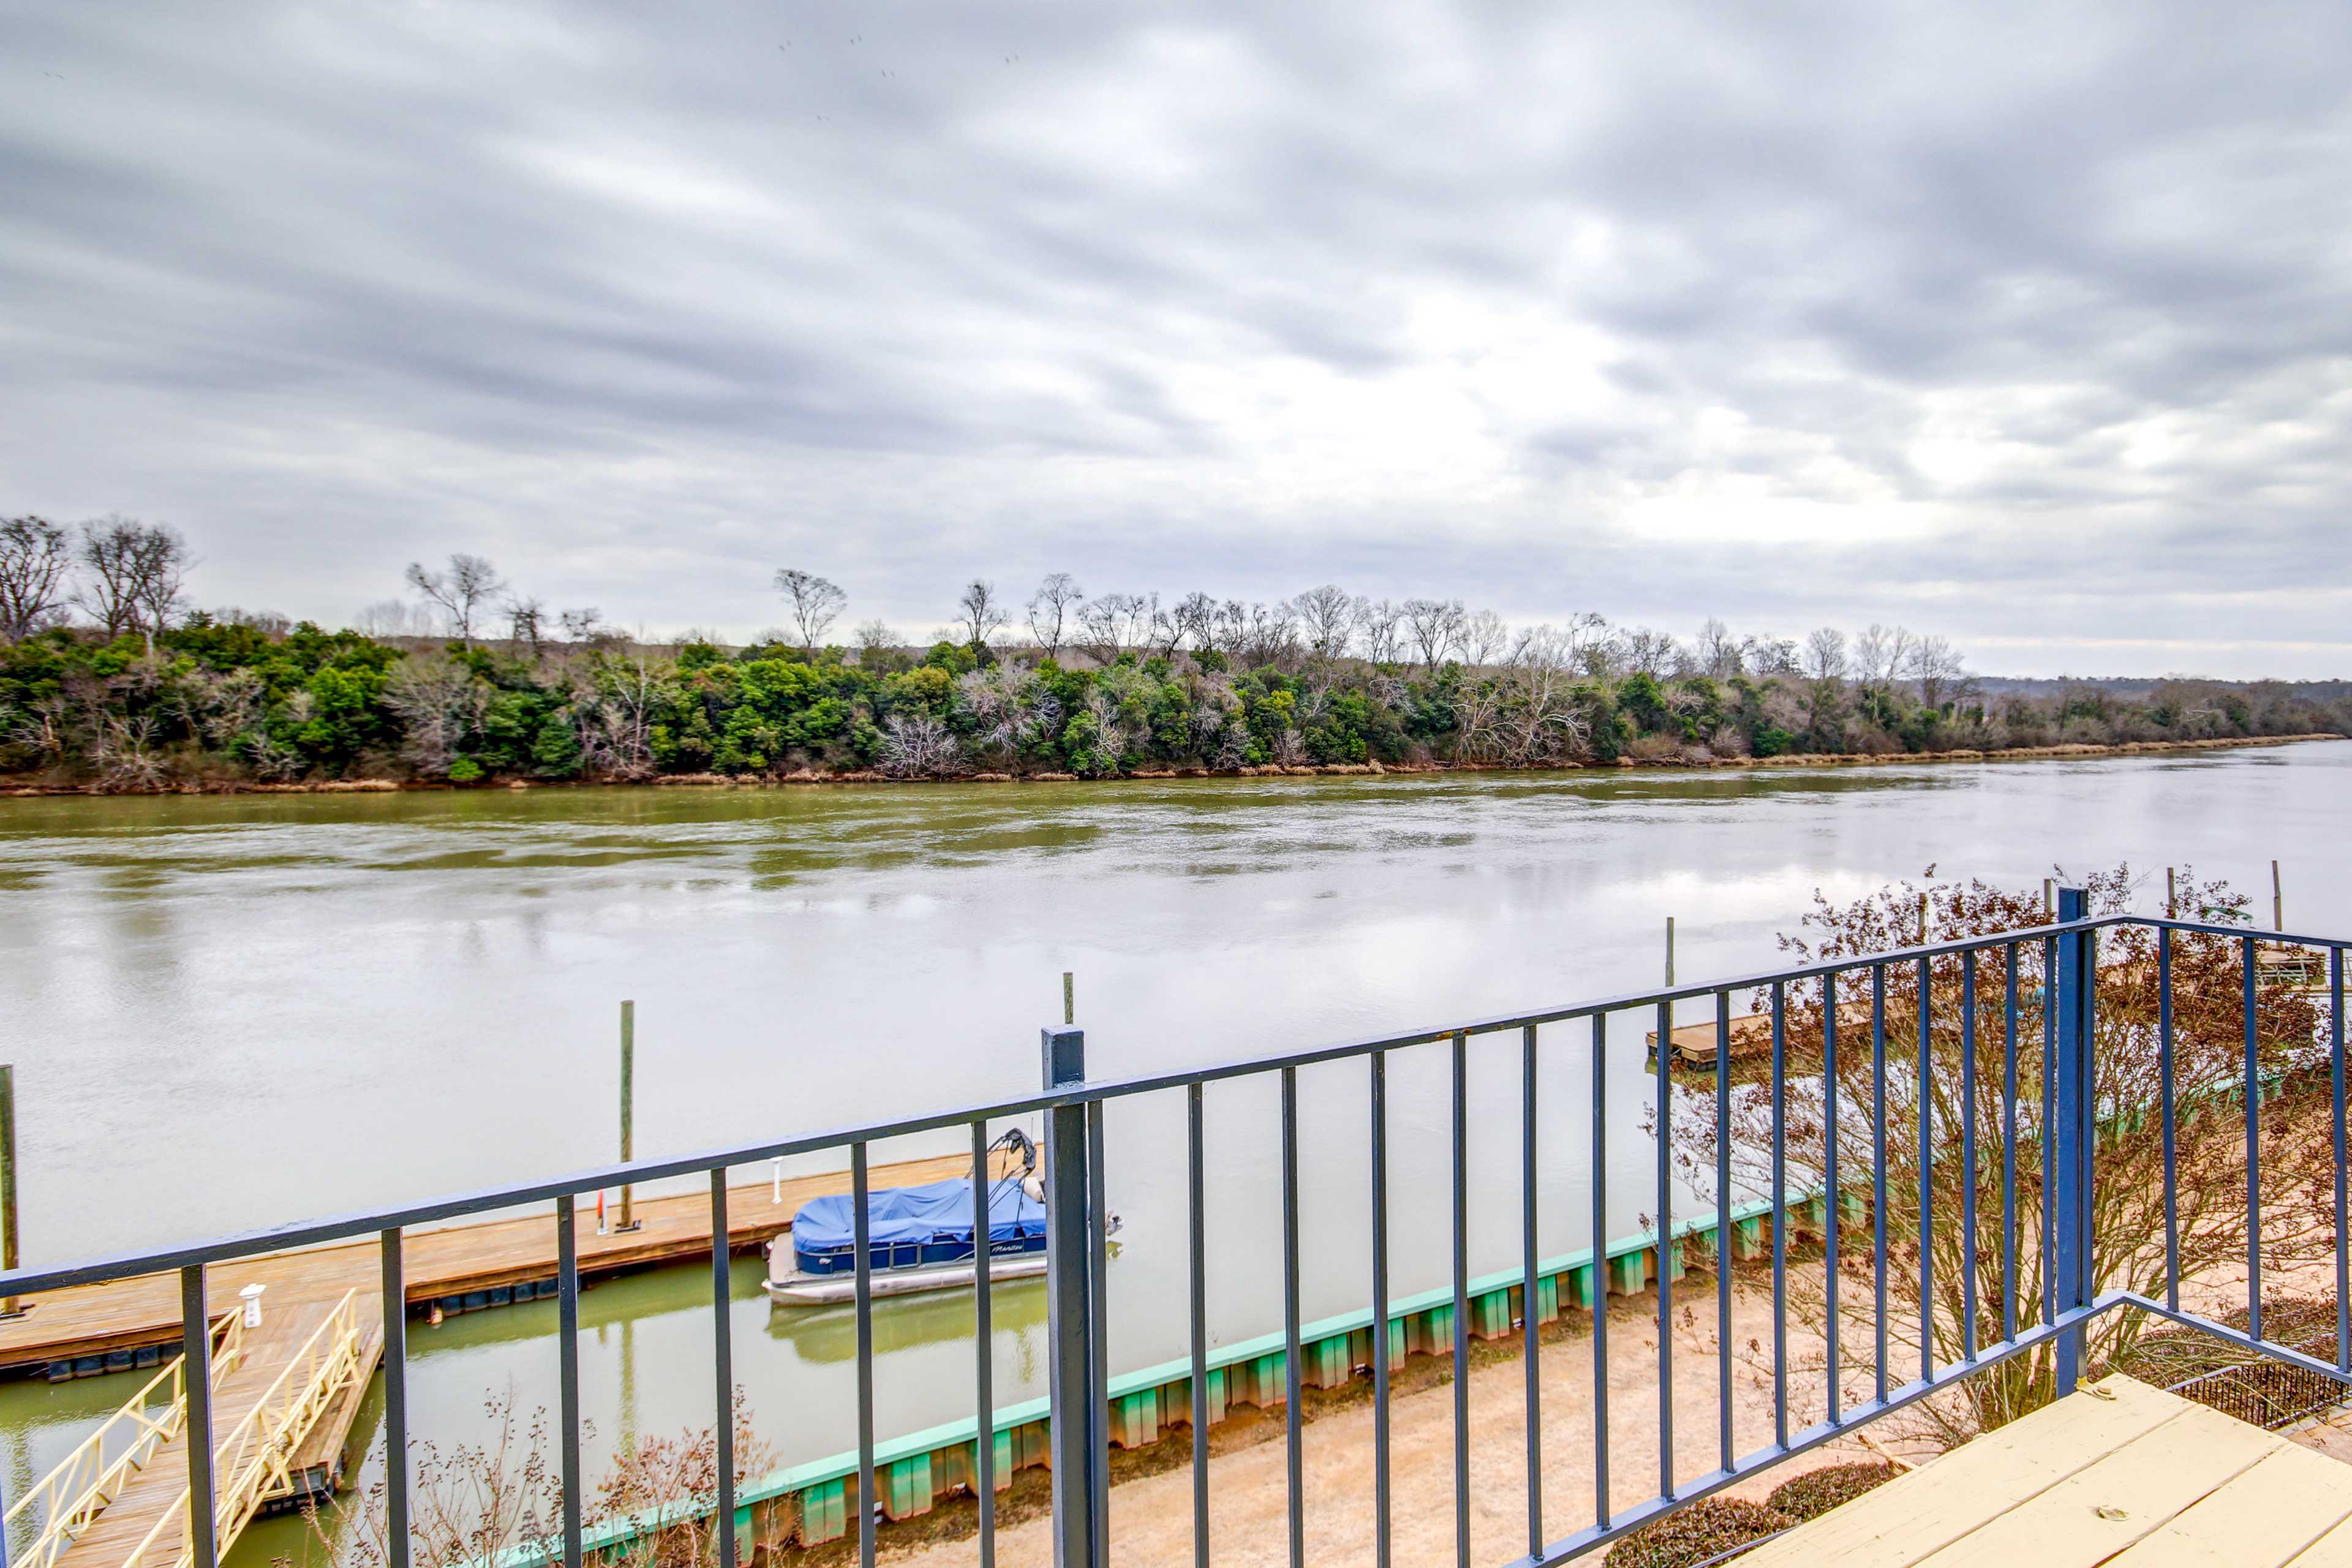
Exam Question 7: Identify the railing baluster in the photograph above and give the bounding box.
[2041,934,2057,1332]
[1591,1012,1609,1529]
[1188,1085,1208,1568]
[1960,951,1978,1363]
[1450,1032,1471,1568]
[1041,1028,1097,1568]
[971,1124,997,1568]
[1714,991,1732,1476]
[2052,887,2093,1394]
[380,1228,409,1568]
[2002,944,2019,1346]
[2244,932,2263,1342]
[1087,1100,1110,1564]
[2160,929,2178,1314]
[1522,1022,1543,1558]
[1282,1066,1305,1568]
[1653,1000,1673,1499]
[853,1143,876,1568]
[1917,953,1934,1384]
[181,1264,216,1568]
[1871,963,1887,1404]
[557,1196,581,1568]
[2334,947,2348,1375]
[1370,1051,1392,1568]
[1771,981,1787,1450]
[713,1170,737,1568]
[1824,970,1841,1422]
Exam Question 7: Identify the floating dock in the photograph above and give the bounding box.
[0,1152,989,1378]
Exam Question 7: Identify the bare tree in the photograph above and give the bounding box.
[876,710,964,777]
[1457,609,1511,669]
[1803,627,1849,682]
[1608,626,1681,678]
[1075,592,1156,665]
[1853,623,1917,686]
[1233,600,1301,668]
[1401,598,1464,670]
[0,516,70,641]
[770,568,847,653]
[1168,590,1219,654]
[1908,634,1968,710]
[956,579,1009,649]
[1359,599,1406,665]
[1746,633,1800,676]
[1692,617,1743,677]
[506,597,548,658]
[1025,571,1084,659]
[559,606,609,644]
[1292,584,1360,658]
[405,554,506,646]
[76,517,188,649]
[355,600,431,639]
[852,620,900,663]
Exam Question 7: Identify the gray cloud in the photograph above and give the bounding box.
[2,0,2350,674]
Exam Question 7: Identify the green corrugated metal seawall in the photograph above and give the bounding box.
[550,1191,1827,1562]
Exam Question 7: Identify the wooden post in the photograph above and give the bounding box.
[617,1001,639,1233]
[2274,859,2284,932]
[1063,971,1075,1028]
[1918,892,1929,946]
[0,1065,19,1318]
[2167,866,2177,920]
[1664,917,1676,987]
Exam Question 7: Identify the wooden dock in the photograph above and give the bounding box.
[0,1151,989,1376]
[1648,998,1879,1069]
[23,1291,377,1568]
[1743,1373,2352,1566]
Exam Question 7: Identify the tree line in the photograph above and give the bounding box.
[1,518,2343,789]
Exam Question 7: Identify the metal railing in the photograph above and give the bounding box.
[0,892,2344,1568]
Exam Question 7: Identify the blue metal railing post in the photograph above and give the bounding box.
[2051,886,2095,1395]
[1041,1027,1103,1568]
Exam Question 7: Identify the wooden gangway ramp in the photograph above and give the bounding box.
[1742,1373,2352,1566]
[14,1291,377,1568]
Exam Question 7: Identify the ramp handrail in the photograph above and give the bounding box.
[113,1290,364,1568]
[4,1314,251,1568]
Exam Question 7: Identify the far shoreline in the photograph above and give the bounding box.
[0,731,2337,799]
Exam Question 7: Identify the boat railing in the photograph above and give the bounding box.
[0,893,2345,1568]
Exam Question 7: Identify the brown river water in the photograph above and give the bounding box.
[1,742,2347,1561]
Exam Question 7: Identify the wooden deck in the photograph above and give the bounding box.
[0,1151,986,1373]
[1744,1374,2352,1566]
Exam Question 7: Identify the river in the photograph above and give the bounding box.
[1,742,2347,1562]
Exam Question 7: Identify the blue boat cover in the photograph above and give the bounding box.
[792,1178,1044,1253]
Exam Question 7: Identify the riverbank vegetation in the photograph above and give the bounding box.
[3,523,2346,789]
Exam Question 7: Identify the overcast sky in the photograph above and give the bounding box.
[4,2,2350,676]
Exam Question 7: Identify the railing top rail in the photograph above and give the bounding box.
[0,912,2339,1298]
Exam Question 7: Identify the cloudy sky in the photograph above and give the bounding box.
[4,2,2350,676]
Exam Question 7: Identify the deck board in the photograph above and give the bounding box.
[2106,1447,2352,1566]
[1743,1376,2352,1568]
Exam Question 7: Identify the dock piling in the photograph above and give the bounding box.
[1,1064,20,1318]
[617,1001,639,1234]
